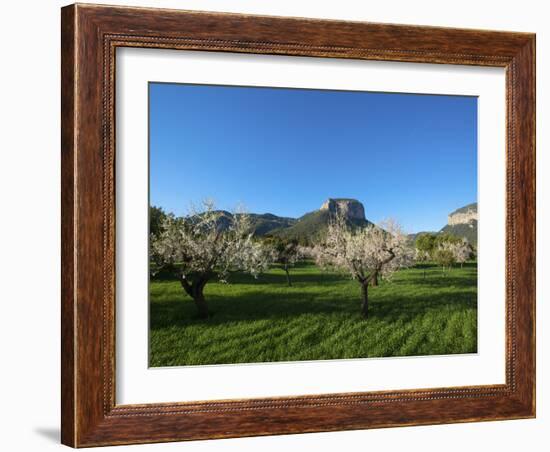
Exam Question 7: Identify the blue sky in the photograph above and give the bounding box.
[149,82,477,233]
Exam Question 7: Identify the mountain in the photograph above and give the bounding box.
[447,202,478,219]
[157,199,478,246]
[440,202,478,245]
[201,198,373,243]
[272,198,373,243]
[208,210,297,236]
[249,213,297,235]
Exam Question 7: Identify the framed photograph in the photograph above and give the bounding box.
[61,3,535,447]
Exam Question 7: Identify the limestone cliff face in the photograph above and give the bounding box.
[447,203,478,226]
[441,202,478,245]
[320,198,366,221]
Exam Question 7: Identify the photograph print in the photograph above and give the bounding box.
[148,82,478,367]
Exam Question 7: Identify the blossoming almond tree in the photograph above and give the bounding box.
[150,201,270,319]
[313,214,413,318]
[264,238,301,286]
[453,238,472,268]
[434,238,471,273]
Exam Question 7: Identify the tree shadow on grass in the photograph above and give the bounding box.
[150,289,348,330]
[152,267,349,287]
[394,274,477,289]
[372,291,476,321]
[150,285,477,330]
[413,262,477,270]
[229,270,346,286]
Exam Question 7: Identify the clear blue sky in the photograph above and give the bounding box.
[149,82,477,233]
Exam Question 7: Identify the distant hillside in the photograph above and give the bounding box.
[249,213,297,235]
[192,199,374,243]
[272,199,373,243]
[207,210,297,236]
[406,203,478,246]
[440,221,478,245]
[440,202,478,245]
[155,200,479,247]
[272,209,331,242]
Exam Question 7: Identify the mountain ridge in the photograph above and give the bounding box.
[207,198,372,243]
[408,202,478,245]
[160,199,477,245]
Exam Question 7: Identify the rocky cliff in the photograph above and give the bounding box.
[441,202,478,245]
[447,202,478,226]
[185,198,370,243]
[274,198,371,243]
[319,198,366,221]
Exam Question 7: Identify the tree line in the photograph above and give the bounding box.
[415,232,473,274]
[150,202,473,319]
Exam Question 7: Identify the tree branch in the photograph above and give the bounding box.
[380,248,396,266]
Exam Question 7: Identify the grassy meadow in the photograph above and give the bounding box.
[149,261,477,367]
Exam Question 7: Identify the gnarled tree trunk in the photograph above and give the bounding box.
[180,275,210,319]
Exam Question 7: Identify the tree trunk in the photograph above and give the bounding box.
[180,275,210,319]
[360,282,369,318]
[371,272,379,287]
[284,265,292,287]
[191,282,210,319]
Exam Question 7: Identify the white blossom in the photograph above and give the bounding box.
[452,238,471,265]
[151,200,270,282]
[414,248,430,263]
[297,245,315,260]
[313,214,413,284]
[312,214,413,317]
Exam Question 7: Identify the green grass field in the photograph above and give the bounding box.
[149,262,477,366]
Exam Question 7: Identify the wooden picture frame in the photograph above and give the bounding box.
[61,3,535,447]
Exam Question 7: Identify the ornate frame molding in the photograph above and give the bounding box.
[62,4,535,447]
